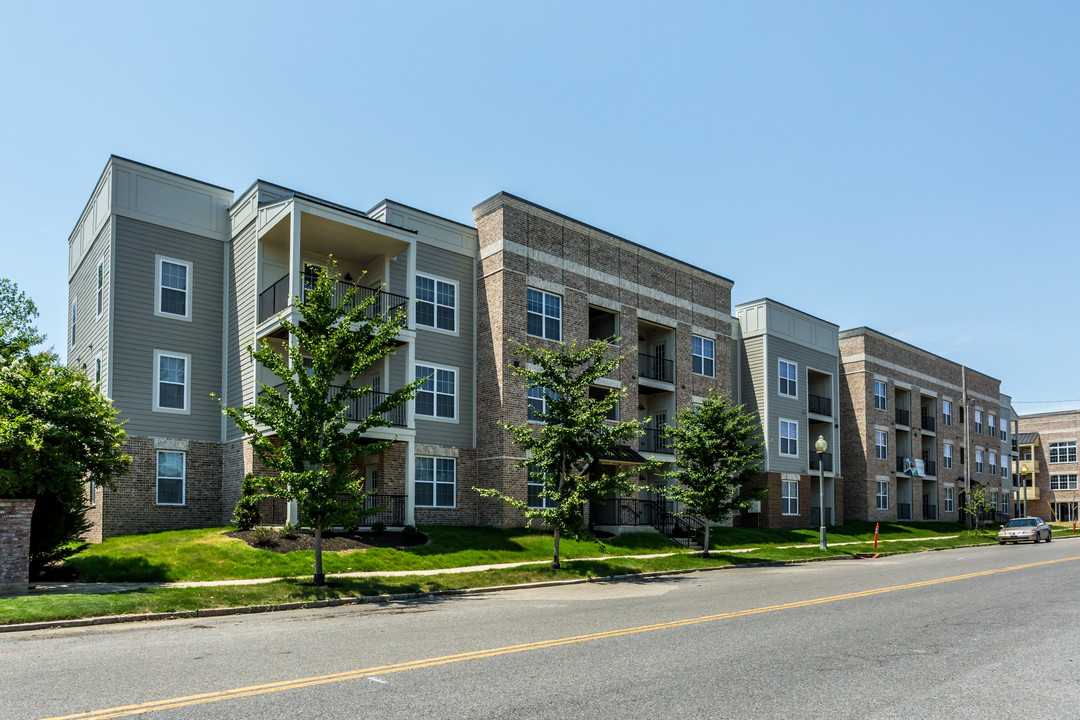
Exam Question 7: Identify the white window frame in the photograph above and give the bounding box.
[96,257,105,318]
[874,381,887,411]
[414,456,456,508]
[1050,474,1079,491]
[94,353,102,391]
[70,298,77,347]
[528,385,558,423]
[875,430,888,460]
[974,410,983,434]
[527,464,557,509]
[945,487,955,513]
[876,481,889,510]
[154,255,193,321]
[943,443,953,470]
[781,479,799,516]
[778,359,798,398]
[779,418,799,457]
[415,363,458,422]
[1049,441,1077,464]
[156,450,186,506]
[526,288,562,342]
[989,452,997,476]
[88,480,96,506]
[153,350,192,414]
[1002,494,1009,515]
[692,335,715,377]
[976,450,984,474]
[942,401,952,426]
[415,272,458,335]
[988,414,996,437]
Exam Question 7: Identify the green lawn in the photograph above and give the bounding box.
[707,520,966,549]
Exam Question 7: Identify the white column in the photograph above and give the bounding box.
[405,335,416,429]
[404,437,415,526]
[288,205,302,305]
[286,328,300,526]
[405,240,417,330]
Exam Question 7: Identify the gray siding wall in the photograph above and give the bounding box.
[68,220,113,390]
[739,335,767,466]
[413,242,475,448]
[111,216,225,441]
[225,221,257,441]
[765,336,839,474]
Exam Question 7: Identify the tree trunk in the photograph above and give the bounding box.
[702,519,711,559]
[552,528,561,570]
[313,526,324,585]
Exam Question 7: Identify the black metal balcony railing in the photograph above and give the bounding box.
[638,353,674,383]
[924,460,937,476]
[641,427,673,453]
[810,507,834,526]
[923,503,938,521]
[362,493,407,527]
[895,408,910,426]
[897,503,912,520]
[896,457,907,473]
[258,384,407,427]
[808,394,832,417]
[921,414,936,432]
[258,274,410,324]
[809,452,833,472]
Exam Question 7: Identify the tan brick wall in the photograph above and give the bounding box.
[0,499,34,595]
[1017,411,1080,520]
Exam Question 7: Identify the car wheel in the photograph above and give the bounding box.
[999,540,1005,545]
[1047,532,1052,543]
[1033,534,1040,543]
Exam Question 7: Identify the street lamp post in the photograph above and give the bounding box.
[1020,465,1029,517]
[816,435,828,550]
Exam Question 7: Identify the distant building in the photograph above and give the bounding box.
[1015,410,1080,522]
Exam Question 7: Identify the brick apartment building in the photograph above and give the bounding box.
[837,328,1016,524]
[1015,410,1080,522]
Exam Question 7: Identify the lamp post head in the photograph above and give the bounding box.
[815,435,828,454]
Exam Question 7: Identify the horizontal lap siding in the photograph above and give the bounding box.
[226,222,256,441]
[767,337,839,474]
[68,221,112,390]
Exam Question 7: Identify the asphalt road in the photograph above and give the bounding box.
[4,540,1079,719]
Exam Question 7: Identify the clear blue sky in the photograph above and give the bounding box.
[1,1,1076,414]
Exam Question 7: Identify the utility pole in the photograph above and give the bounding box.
[962,366,972,530]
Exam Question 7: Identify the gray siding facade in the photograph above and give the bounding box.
[764,335,840,474]
[68,220,113,391]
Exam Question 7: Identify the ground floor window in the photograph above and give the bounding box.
[944,487,954,513]
[781,480,798,515]
[876,481,889,510]
[415,456,455,507]
[156,450,185,505]
[1002,494,1009,515]
[1052,502,1079,522]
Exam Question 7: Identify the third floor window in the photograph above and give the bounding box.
[416,274,456,332]
[692,335,714,377]
[1049,441,1077,464]
[156,256,191,320]
[778,360,797,398]
[527,288,561,341]
[874,380,887,410]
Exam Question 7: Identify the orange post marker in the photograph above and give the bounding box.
[873,522,880,550]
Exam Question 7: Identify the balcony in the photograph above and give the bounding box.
[897,503,912,520]
[638,353,674,384]
[922,502,938,520]
[809,453,833,472]
[921,414,936,432]
[808,394,832,417]
[258,383,407,427]
[896,457,906,472]
[810,507,834,526]
[895,408,910,426]
[641,427,673,454]
[258,274,410,325]
[924,460,937,476]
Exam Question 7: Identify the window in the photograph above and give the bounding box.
[1049,441,1077,463]
[943,444,953,470]
[874,381,887,410]
[155,256,192,320]
[1050,474,1079,490]
[692,335,715,377]
[945,487,954,513]
[94,355,102,390]
[153,351,190,413]
[779,419,798,457]
[156,450,185,505]
[988,414,996,437]
[1002,494,1009,515]
[70,298,77,346]
[528,385,558,422]
[989,453,997,476]
[975,450,984,474]
[1001,462,1008,479]
[875,430,888,460]
[1001,426,1008,442]
[527,288,561,341]
[942,401,952,426]
[974,410,983,434]
[415,456,455,507]
[527,464,557,509]
[781,480,798,515]
[415,274,456,333]
[588,385,618,422]
[415,364,456,420]
[876,481,889,510]
[302,263,324,294]
[96,258,105,317]
[778,360,797,398]
[88,480,96,506]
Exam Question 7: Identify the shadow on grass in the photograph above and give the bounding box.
[405,526,532,556]
[67,556,173,583]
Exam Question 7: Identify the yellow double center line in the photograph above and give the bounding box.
[44,555,1079,720]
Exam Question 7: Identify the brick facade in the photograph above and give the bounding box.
[0,499,35,596]
[1016,410,1080,521]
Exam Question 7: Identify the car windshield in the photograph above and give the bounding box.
[1007,519,1037,527]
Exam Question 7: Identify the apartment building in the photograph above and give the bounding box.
[733,299,843,529]
[1016,410,1080,522]
[837,328,1011,523]
[67,158,738,539]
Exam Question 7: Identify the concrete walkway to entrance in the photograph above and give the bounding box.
[28,535,966,596]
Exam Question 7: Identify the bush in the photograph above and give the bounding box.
[231,474,265,531]
[402,524,419,536]
[371,521,387,533]
[279,522,299,540]
[250,526,276,546]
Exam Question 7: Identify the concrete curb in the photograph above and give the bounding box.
[5,534,1078,634]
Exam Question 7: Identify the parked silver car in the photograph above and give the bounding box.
[998,517,1052,544]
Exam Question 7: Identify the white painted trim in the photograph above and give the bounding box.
[414,271,460,336]
[413,454,457,509]
[777,358,798,399]
[152,349,192,415]
[154,255,193,322]
[155,449,186,506]
[95,256,105,319]
[526,287,563,342]
[692,334,716,378]
[778,417,799,458]
[414,361,460,423]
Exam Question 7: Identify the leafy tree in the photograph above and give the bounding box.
[662,389,765,557]
[0,279,129,574]
[961,484,995,534]
[222,264,418,585]
[475,338,653,569]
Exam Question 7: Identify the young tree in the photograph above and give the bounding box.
[662,389,765,557]
[961,484,994,534]
[223,264,419,585]
[0,279,129,574]
[475,338,652,569]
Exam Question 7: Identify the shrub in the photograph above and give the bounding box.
[279,522,299,540]
[371,521,387,534]
[402,524,418,536]
[250,526,276,546]
[231,474,265,531]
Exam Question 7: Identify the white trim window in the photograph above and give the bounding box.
[875,430,888,460]
[94,354,103,391]
[155,256,192,321]
[942,401,952,426]
[156,450,186,505]
[527,288,561,341]
[527,464,558,509]
[874,381,887,411]
[1001,462,1008,479]
[88,480,96,506]
[975,450,984,474]
[943,443,953,470]
[527,385,558,423]
[415,273,457,333]
[153,351,191,413]
[692,335,715,377]
[779,419,798,457]
[1050,474,1079,490]
[1049,441,1077,464]
[1002,494,1009,515]
[781,480,799,515]
[415,456,455,508]
[988,414,996,438]
[778,360,797,398]
[945,486,955,513]
[415,364,456,420]
[876,481,889,510]
[96,257,105,317]
[70,298,77,347]
[989,452,997,476]
[974,410,983,434]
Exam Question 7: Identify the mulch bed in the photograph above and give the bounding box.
[225,528,427,554]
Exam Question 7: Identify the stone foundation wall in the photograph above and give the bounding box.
[0,499,35,596]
